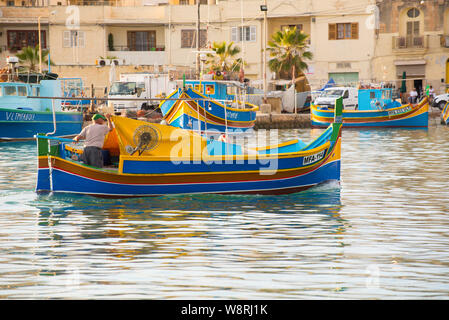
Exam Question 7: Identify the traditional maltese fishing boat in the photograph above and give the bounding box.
[442,102,449,125]
[159,80,258,134]
[35,99,343,198]
[311,87,429,128]
[0,58,83,141]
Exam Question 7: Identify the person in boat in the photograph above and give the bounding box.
[74,113,113,168]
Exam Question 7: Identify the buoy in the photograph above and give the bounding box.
[218,134,228,142]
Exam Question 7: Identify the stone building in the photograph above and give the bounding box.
[3,0,447,95]
[373,0,449,95]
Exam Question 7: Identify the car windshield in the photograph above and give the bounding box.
[322,89,344,97]
[109,82,136,95]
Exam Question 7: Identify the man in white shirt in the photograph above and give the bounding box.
[428,86,435,102]
[409,88,418,104]
[74,113,113,168]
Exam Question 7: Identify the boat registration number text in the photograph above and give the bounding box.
[388,106,411,117]
[303,150,326,166]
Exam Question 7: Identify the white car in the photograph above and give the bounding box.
[432,93,449,110]
[313,87,359,109]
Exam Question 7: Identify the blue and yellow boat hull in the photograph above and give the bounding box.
[442,102,449,125]
[311,98,429,128]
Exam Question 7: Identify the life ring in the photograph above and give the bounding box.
[218,133,229,143]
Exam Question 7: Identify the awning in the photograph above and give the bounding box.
[395,60,426,77]
[394,59,426,66]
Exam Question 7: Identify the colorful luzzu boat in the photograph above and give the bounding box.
[159,80,258,134]
[35,99,343,198]
[441,101,449,125]
[311,87,429,128]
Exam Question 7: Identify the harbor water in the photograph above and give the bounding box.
[0,116,448,299]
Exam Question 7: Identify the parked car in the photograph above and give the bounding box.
[432,93,449,110]
[313,87,359,109]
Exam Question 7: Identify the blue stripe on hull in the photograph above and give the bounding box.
[122,151,329,174]
[38,160,340,196]
[0,109,83,139]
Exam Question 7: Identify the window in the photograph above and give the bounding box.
[179,0,189,5]
[7,1,14,6]
[281,24,303,32]
[328,72,359,86]
[407,8,420,18]
[127,31,156,51]
[32,86,40,97]
[205,84,215,95]
[328,23,358,40]
[231,26,256,42]
[181,29,207,48]
[63,31,85,48]
[194,84,204,93]
[196,0,208,4]
[17,86,27,96]
[7,30,46,51]
[4,86,17,96]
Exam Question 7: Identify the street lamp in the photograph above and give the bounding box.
[261,0,268,103]
[38,15,43,74]
[38,11,56,74]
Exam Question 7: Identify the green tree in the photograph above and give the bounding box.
[267,27,313,84]
[16,45,53,72]
[205,41,243,75]
[108,33,115,51]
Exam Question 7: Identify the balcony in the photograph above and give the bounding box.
[392,36,428,50]
[66,0,169,6]
[107,46,166,66]
[110,45,165,51]
[441,35,449,48]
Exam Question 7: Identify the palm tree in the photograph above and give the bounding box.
[205,41,243,76]
[16,45,53,72]
[267,27,313,85]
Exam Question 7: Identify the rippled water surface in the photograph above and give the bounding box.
[0,118,448,299]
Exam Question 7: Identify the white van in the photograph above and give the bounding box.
[108,73,177,112]
[313,87,359,109]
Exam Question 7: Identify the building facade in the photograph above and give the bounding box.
[1,0,446,94]
[373,0,449,96]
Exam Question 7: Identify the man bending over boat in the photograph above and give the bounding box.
[74,113,113,168]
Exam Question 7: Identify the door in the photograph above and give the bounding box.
[406,21,420,47]
[446,59,449,86]
[127,31,156,51]
[414,79,423,99]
